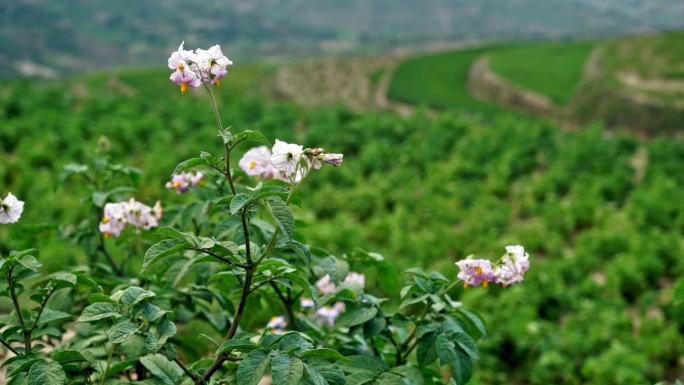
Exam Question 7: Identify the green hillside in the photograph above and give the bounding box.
[488,41,595,105]
[387,33,684,132]
[2,67,684,384]
[386,47,500,113]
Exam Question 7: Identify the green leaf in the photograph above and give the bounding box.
[236,348,271,385]
[305,360,346,385]
[271,352,304,385]
[109,319,140,344]
[301,348,348,362]
[17,255,41,272]
[416,333,438,368]
[452,331,478,360]
[27,361,66,385]
[139,354,183,385]
[120,286,156,306]
[435,332,458,364]
[339,355,387,378]
[36,308,71,326]
[377,366,425,385]
[336,306,378,327]
[389,366,424,385]
[216,339,258,355]
[267,197,294,238]
[275,239,312,265]
[230,193,252,215]
[78,303,120,322]
[172,157,208,174]
[50,272,77,287]
[450,349,473,385]
[143,239,190,271]
[457,309,487,338]
[233,130,269,146]
[53,351,91,365]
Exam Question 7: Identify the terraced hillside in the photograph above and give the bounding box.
[386,32,684,133]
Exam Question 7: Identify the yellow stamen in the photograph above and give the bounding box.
[172,181,182,188]
[475,266,483,275]
[215,79,221,87]
[104,233,110,240]
[101,216,110,224]
[180,83,188,94]
[464,283,469,288]
[177,63,185,71]
[248,160,257,169]
[482,281,489,288]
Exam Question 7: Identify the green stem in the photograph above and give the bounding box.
[269,281,295,328]
[203,83,236,195]
[8,266,31,354]
[196,267,254,384]
[30,287,55,333]
[175,357,200,382]
[0,337,19,355]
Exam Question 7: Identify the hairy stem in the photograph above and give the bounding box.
[175,357,200,382]
[30,287,55,333]
[99,233,123,276]
[196,267,254,384]
[8,266,31,354]
[270,282,295,328]
[0,337,19,356]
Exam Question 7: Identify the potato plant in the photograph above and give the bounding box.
[0,43,531,385]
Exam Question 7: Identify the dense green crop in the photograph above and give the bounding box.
[1,66,683,384]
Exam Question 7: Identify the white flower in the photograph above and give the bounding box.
[99,198,162,238]
[196,44,233,85]
[99,202,127,238]
[315,274,337,295]
[267,316,287,333]
[494,245,530,287]
[168,41,201,94]
[322,153,344,167]
[165,172,204,193]
[314,302,346,327]
[300,298,315,309]
[343,272,365,287]
[0,193,25,224]
[270,140,304,176]
[239,146,276,179]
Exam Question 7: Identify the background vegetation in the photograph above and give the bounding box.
[1,60,683,383]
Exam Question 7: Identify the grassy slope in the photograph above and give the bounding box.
[386,47,501,113]
[487,41,595,105]
[388,33,683,131]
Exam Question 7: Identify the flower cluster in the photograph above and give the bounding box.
[0,192,24,224]
[239,140,344,184]
[266,316,287,334]
[455,245,530,288]
[238,146,277,179]
[167,42,233,93]
[99,199,163,238]
[165,171,204,194]
[313,302,346,327]
[315,271,365,295]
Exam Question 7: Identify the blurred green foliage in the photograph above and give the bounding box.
[1,64,683,384]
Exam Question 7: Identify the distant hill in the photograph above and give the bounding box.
[1,0,683,76]
[385,32,684,133]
